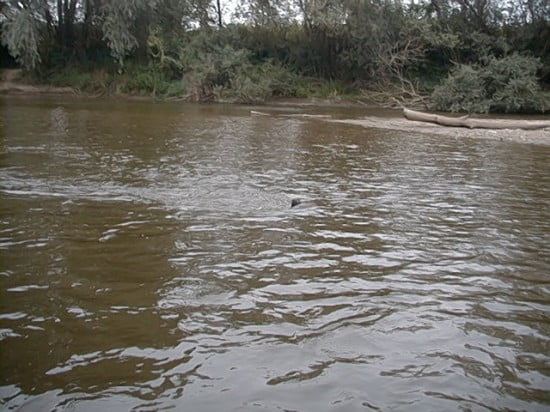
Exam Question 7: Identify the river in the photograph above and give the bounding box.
[1,96,549,411]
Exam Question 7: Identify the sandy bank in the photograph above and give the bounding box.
[328,117,550,146]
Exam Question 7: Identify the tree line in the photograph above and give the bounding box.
[1,0,549,112]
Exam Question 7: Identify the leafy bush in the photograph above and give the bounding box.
[484,55,546,113]
[224,72,272,103]
[177,31,304,103]
[1,7,42,69]
[39,67,116,94]
[432,54,547,113]
[121,63,185,97]
[431,65,490,113]
[122,69,165,95]
[179,40,250,101]
[48,69,92,89]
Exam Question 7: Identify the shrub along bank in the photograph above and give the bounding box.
[1,1,548,113]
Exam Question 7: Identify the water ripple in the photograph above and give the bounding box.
[1,99,549,410]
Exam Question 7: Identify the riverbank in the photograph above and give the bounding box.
[329,116,550,146]
[0,68,370,104]
[0,69,76,95]
[2,69,549,146]
[0,68,384,107]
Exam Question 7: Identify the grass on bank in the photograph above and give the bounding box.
[24,62,361,103]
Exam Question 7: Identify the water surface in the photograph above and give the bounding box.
[1,97,549,411]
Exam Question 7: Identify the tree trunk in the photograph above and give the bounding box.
[43,0,54,35]
[403,108,550,130]
[83,0,92,47]
[216,0,223,27]
[57,0,65,46]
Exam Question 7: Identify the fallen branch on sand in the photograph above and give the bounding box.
[403,108,550,130]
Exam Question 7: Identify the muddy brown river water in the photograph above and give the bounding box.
[1,97,549,411]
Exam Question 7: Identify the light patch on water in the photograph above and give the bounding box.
[0,328,22,340]
[7,285,49,292]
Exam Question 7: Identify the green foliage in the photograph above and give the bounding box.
[175,30,304,103]
[483,54,546,113]
[36,67,115,93]
[432,65,490,113]
[432,54,547,113]
[291,78,358,99]
[224,62,305,103]
[1,0,549,112]
[121,64,184,97]
[48,69,93,90]
[180,42,250,101]
[102,0,146,66]
[1,5,42,69]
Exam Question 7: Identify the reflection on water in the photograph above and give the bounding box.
[1,97,549,410]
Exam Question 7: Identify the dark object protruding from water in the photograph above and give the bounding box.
[291,198,302,208]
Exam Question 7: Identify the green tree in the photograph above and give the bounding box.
[1,0,44,69]
[102,0,151,66]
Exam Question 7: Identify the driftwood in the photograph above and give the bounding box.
[403,108,550,130]
[281,113,331,118]
[250,110,271,116]
[251,110,331,119]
